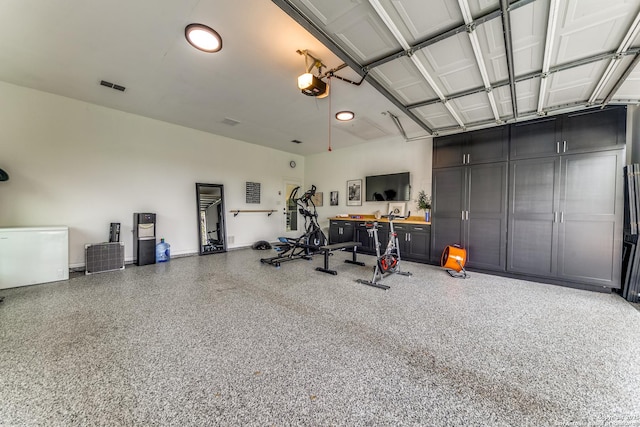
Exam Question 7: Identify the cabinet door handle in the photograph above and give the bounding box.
[556,142,560,154]
[560,212,564,223]
[465,211,469,220]
[462,211,465,220]
[462,154,466,165]
[563,140,567,152]
[467,154,470,164]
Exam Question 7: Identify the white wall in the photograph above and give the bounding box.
[304,136,433,231]
[0,81,304,267]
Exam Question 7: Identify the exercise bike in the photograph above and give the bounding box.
[356,211,412,290]
[260,184,327,268]
[204,229,224,252]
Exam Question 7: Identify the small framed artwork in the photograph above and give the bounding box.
[388,202,406,217]
[347,179,362,206]
[246,181,261,204]
[311,192,323,207]
[330,191,338,206]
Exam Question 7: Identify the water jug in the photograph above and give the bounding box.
[156,238,170,263]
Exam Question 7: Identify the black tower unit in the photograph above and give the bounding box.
[133,213,156,266]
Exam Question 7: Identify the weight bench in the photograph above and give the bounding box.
[315,241,365,275]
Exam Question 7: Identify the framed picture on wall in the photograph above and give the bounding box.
[388,202,406,217]
[347,179,362,206]
[330,191,338,206]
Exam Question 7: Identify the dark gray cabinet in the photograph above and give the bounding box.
[431,125,509,271]
[510,117,559,160]
[433,105,626,290]
[433,134,466,169]
[510,106,626,160]
[431,162,508,271]
[507,157,558,277]
[562,107,626,154]
[508,150,624,287]
[355,221,387,255]
[433,126,508,168]
[431,166,465,262]
[394,223,430,262]
[329,220,354,244]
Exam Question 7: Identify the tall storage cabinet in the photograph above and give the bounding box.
[431,127,508,271]
[508,148,624,287]
[558,151,623,285]
[507,156,558,277]
[432,105,626,290]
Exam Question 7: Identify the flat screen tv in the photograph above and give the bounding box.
[365,172,410,201]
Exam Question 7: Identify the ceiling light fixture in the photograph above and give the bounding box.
[185,24,222,53]
[335,111,354,121]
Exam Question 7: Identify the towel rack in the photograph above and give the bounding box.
[230,209,277,217]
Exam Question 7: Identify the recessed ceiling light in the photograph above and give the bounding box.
[335,111,355,121]
[185,24,222,53]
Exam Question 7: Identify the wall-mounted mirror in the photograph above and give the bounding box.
[196,183,226,255]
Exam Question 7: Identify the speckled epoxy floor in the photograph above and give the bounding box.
[1,248,640,426]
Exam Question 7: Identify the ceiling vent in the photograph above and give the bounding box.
[100,80,126,92]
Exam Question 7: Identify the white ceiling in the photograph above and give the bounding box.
[1,1,639,155]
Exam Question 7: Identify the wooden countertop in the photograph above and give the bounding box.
[328,215,430,225]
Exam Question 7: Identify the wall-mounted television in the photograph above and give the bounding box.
[365,172,410,201]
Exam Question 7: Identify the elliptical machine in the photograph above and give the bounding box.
[356,211,412,290]
[260,184,326,268]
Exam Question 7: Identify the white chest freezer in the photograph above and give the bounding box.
[0,226,69,289]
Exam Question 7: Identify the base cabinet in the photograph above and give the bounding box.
[355,221,388,255]
[394,224,430,262]
[329,220,354,244]
[329,221,430,261]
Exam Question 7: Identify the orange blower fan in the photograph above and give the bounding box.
[441,244,468,279]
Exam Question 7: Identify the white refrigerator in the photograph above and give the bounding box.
[0,226,69,289]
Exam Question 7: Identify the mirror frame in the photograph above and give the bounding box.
[196,183,227,255]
